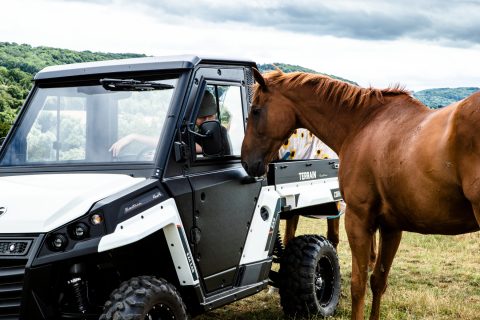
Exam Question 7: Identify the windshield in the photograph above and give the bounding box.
[0,77,178,166]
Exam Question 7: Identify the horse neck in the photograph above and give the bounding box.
[293,100,351,154]
[285,85,411,155]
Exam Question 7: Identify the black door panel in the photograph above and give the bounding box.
[188,166,261,292]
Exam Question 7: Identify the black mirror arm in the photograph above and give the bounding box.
[187,127,212,138]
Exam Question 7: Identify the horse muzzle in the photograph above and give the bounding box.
[241,159,266,177]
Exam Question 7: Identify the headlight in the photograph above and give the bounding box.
[37,211,106,260]
[90,213,103,225]
[70,222,90,240]
[49,233,68,251]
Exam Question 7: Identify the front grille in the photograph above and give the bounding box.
[0,240,32,256]
[0,259,26,319]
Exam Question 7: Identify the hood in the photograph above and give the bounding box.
[0,173,145,233]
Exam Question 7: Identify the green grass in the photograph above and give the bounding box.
[197,216,480,319]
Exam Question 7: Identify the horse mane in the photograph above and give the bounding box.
[261,69,412,109]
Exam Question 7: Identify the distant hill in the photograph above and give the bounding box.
[0,42,478,137]
[258,63,358,85]
[413,87,479,109]
[0,42,145,136]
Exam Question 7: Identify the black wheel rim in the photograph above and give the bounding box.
[315,255,335,306]
[145,303,176,320]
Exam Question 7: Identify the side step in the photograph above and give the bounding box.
[200,280,269,311]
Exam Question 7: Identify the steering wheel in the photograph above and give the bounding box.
[112,146,155,162]
[136,146,156,161]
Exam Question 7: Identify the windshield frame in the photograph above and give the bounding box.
[0,70,191,176]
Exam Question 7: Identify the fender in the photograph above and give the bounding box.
[98,198,199,286]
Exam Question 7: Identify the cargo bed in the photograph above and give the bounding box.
[267,159,343,219]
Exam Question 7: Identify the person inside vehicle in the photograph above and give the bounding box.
[195,90,231,156]
[109,90,231,157]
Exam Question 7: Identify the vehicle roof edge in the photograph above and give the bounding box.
[34,55,257,80]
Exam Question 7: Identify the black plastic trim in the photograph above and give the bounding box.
[280,201,339,220]
[90,179,167,233]
[31,237,101,267]
[201,280,269,311]
[203,267,237,293]
[177,226,198,281]
[267,159,340,185]
[239,259,273,287]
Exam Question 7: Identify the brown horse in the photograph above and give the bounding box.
[241,68,480,320]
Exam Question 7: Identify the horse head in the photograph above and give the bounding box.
[241,68,297,177]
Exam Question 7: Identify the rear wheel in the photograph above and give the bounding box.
[100,276,188,320]
[279,235,341,317]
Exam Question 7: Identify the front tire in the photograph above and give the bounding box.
[279,235,341,318]
[100,276,188,320]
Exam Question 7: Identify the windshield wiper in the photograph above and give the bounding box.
[100,78,174,91]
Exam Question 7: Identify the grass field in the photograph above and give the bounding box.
[197,216,480,319]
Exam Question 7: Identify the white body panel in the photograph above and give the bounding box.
[240,186,280,265]
[98,198,199,286]
[240,178,339,265]
[276,177,339,207]
[0,174,144,233]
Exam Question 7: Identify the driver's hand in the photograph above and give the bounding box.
[195,142,203,154]
[110,134,135,157]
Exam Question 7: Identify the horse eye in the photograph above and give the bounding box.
[251,107,261,116]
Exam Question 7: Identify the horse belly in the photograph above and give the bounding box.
[382,186,479,235]
[342,110,480,235]
[384,113,479,234]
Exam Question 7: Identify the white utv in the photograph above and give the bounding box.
[0,55,342,319]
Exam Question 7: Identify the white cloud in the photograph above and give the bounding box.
[1,0,479,91]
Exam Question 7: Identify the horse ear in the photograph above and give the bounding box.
[252,68,267,92]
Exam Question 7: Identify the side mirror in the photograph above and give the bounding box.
[198,120,224,156]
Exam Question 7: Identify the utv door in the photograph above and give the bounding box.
[187,68,262,293]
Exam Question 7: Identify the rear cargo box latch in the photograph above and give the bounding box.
[329,161,339,169]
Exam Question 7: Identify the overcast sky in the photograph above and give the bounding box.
[2,0,480,91]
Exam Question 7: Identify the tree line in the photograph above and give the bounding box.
[0,42,144,137]
[1,42,478,137]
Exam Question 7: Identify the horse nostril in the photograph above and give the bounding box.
[241,160,265,177]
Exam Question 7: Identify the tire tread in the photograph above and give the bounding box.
[279,234,341,318]
[99,276,188,320]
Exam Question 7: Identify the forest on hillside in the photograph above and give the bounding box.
[258,63,358,85]
[0,42,478,138]
[0,42,144,136]
[412,87,479,109]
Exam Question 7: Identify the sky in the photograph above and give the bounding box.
[1,0,480,91]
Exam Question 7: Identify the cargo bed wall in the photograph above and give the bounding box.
[268,159,342,218]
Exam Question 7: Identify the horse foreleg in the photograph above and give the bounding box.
[369,229,402,320]
[345,211,374,320]
[283,215,299,245]
[327,217,340,250]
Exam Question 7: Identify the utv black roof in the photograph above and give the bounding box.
[34,55,256,80]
